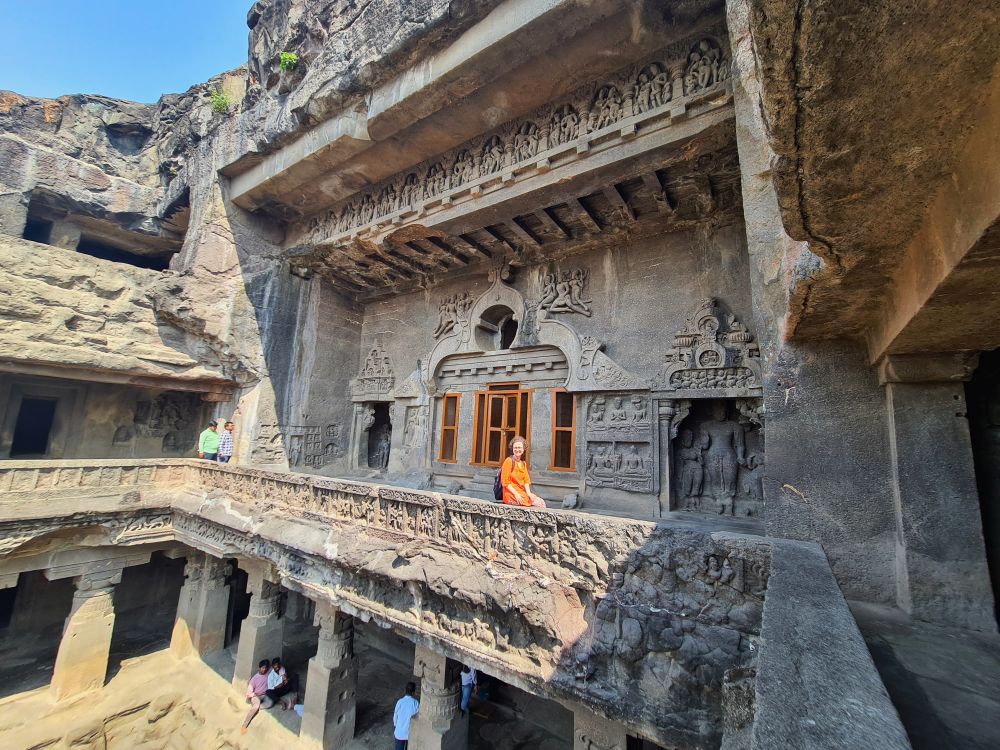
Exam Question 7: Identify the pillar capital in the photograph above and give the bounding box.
[313,602,353,669]
[877,351,979,385]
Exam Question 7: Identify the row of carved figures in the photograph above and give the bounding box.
[305,38,730,239]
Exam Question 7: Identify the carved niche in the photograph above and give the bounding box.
[253,423,343,467]
[133,393,200,453]
[584,393,655,494]
[654,299,761,397]
[351,342,395,401]
[672,399,762,517]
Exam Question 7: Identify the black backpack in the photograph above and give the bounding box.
[493,466,504,502]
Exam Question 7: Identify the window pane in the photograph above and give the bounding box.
[554,431,573,468]
[488,382,520,391]
[444,396,457,426]
[488,431,502,462]
[474,394,486,463]
[442,431,456,461]
[505,395,517,428]
[489,397,504,427]
[555,392,574,427]
[519,392,530,435]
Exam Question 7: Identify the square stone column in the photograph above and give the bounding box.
[572,705,628,750]
[170,554,231,658]
[49,568,122,701]
[880,353,997,630]
[232,566,283,689]
[409,644,467,750]
[299,602,357,749]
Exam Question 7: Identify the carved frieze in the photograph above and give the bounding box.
[433,293,474,339]
[654,299,762,397]
[293,30,732,248]
[252,423,342,467]
[351,342,395,401]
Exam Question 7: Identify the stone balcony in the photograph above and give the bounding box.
[0,459,908,749]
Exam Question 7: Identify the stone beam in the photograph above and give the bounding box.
[867,71,1000,361]
[228,0,719,219]
[229,110,372,214]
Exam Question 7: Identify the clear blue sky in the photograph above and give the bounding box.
[1,1,252,103]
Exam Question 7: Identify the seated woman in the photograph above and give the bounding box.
[500,436,547,508]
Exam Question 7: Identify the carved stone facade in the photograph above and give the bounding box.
[291,29,732,249]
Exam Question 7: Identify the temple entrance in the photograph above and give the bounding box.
[966,348,1000,625]
[367,403,391,470]
[473,383,531,466]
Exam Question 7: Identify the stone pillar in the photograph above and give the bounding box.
[49,568,122,700]
[879,353,997,631]
[572,705,628,750]
[170,554,231,658]
[299,603,357,749]
[409,644,467,750]
[656,400,677,517]
[232,567,283,689]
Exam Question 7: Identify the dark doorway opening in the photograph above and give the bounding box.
[225,564,252,647]
[22,217,53,245]
[367,403,391,470]
[499,317,518,350]
[0,588,15,629]
[10,397,57,457]
[966,348,1000,625]
[106,553,185,680]
[76,236,171,271]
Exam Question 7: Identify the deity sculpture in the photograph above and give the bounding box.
[608,397,628,424]
[587,398,606,428]
[622,445,645,475]
[373,427,391,470]
[542,269,591,316]
[513,122,539,162]
[699,401,745,515]
[480,136,504,175]
[424,163,447,198]
[452,150,476,186]
[677,429,707,508]
[630,396,648,423]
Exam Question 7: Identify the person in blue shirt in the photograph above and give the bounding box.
[392,681,420,750]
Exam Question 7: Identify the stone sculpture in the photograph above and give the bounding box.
[540,268,591,316]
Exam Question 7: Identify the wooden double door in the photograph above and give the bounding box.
[473,385,531,466]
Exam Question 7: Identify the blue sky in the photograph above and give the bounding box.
[1,1,251,103]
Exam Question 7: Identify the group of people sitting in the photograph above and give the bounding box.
[241,656,298,733]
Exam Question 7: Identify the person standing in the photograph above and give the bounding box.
[241,659,274,734]
[500,436,547,507]
[217,420,235,463]
[197,420,220,460]
[393,681,420,750]
[459,665,477,716]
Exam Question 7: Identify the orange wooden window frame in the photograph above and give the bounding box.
[471,385,532,467]
[549,389,576,471]
[438,394,461,463]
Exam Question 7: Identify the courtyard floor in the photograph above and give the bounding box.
[852,601,1000,750]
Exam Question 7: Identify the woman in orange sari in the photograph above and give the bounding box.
[500,436,547,508]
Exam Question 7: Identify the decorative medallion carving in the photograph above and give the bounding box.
[351,342,395,401]
[654,299,761,397]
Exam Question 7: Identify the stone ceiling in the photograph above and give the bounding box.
[744,0,1000,343]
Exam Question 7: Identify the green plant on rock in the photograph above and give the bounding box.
[210,89,232,115]
[279,52,299,72]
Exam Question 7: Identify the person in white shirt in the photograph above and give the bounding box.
[265,656,295,709]
[460,665,477,716]
[393,681,420,750]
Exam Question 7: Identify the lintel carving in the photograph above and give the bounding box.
[654,299,761,397]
